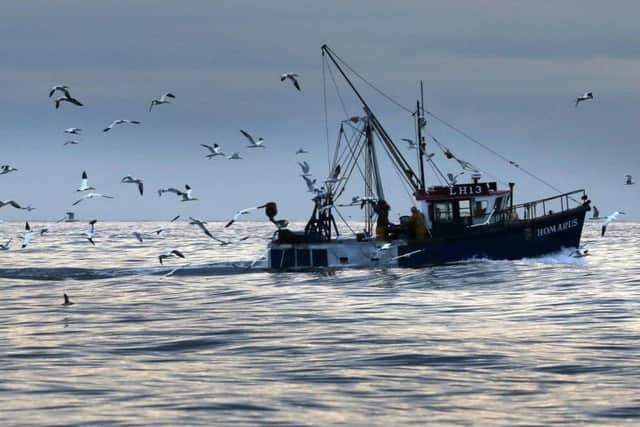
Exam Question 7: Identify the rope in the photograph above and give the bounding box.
[322,54,331,169]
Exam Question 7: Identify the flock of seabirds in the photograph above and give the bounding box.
[0,81,634,304]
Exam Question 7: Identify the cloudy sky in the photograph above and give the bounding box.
[1,1,638,221]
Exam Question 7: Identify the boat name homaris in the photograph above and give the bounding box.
[536,218,579,237]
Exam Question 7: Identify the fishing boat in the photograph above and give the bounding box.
[266,45,591,270]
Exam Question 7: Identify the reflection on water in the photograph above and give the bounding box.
[0,221,639,426]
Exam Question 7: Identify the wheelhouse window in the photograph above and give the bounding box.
[459,199,472,217]
[474,200,488,217]
[434,202,453,222]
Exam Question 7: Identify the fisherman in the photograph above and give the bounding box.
[373,199,392,240]
[408,206,428,240]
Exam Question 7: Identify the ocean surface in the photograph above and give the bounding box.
[1,220,638,426]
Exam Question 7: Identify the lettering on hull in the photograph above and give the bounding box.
[535,218,579,238]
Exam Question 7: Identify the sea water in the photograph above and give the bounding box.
[0,221,638,426]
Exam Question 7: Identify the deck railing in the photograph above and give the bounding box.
[493,189,587,223]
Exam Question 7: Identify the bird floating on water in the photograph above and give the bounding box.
[575,91,594,107]
[240,130,266,148]
[121,176,144,196]
[62,293,74,306]
[149,92,175,111]
[103,119,141,132]
[280,73,301,91]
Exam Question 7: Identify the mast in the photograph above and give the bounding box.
[417,81,427,192]
[321,44,423,193]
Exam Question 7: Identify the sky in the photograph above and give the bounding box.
[1,1,639,222]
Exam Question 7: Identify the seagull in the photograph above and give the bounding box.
[64,128,82,135]
[601,211,625,237]
[62,293,74,306]
[280,73,301,91]
[240,130,266,148]
[77,171,96,192]
[302,175,317,193]
[200,143,225,158]
[22,222,32,248]
[22,205,35,212]
[296,148,308,155]
[298,161,312,176]
[54,96,83,109]
[0,200,24,210]
[188,216,230,244]
[575,91,594,107]
[228,152,242,160]
[72,193,114,206]
[625,175,635,185]
[149,92,175,111]
[402,138,417,149]
[0,165,18,175]
[121,176,144,196]
[447,172,464,185]
[103,119,141,132]
[225,206,263,228]
[86,219,97,245]
[326,164,342,183]
[150,215,181,236]
[158,185,197,201]
[158,249,185,265]
[63,140,80,146]
[40,228,49,237]
[49,85,70,98]
[0,239,11,250]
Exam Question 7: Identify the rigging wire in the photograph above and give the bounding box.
[326,46,568,196]
[322,54,331,170]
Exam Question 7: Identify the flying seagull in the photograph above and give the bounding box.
[54,95,83,109]
[49,85,70,98]
[72,193,114,206]
[225,203,280,228]
[296,148,308,155]
[150,215,181,236]
[302,175,317,193]
[298,161,311,176]
[601,211,625,237]
[0,239,11,250]
[0,200,24,210]
[240,130,266,148]
[402,138,417,149]
[158,249,185,265]
[77,171,96,192]
[447,172,464,185]
[63,140,80,146]
[86,219,97,245]
[121,176,144,196]
[158,185,198,201]
[200,143,225,158]
[149,92,175,111]
[103,119,141,132]
[228,152,242,160]
[62,293,74,306]
[22,222,32,248]
[625,175,635,185]
[0,165,18,175]
[225,206,261,228]
[22,205,36,212]
[188,216,229,244]
[64,128,82,135]
[280,73,301,91]
[575,91,594,107]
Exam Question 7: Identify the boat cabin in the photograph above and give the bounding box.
[415,178,512,236]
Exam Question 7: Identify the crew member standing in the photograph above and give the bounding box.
[408,206,428,240]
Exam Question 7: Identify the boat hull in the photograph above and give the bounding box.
[267,205,588,270]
